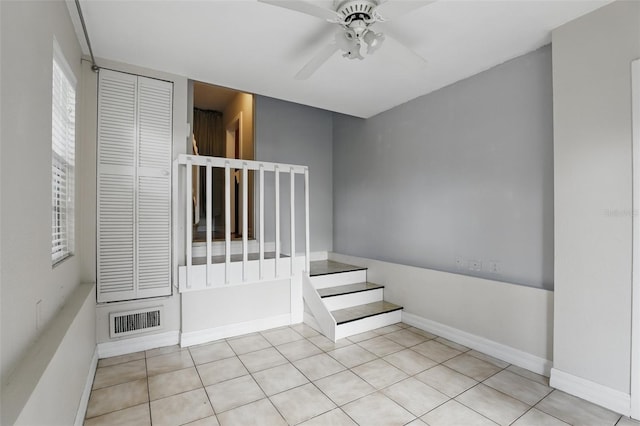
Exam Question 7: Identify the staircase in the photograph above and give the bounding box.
[303,260,403,341]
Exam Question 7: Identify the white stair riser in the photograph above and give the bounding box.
[310,270,367,289]
[323,289,384,311]
[334,310,403,340]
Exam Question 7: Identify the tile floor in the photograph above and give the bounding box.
[85,323,639,426]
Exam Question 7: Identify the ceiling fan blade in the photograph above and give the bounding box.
[295,43,340,80]
[258,0,340,21]
[375,0,435,21]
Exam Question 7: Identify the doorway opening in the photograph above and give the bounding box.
[191,81,255,241]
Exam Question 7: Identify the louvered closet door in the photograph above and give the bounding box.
[97,70,173,302]
[97,70,137,302]
[136,76,172,298]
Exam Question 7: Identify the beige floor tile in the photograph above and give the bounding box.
[150,388,214,426]
[190,341,235,365]
[467,350,510,368]
[184,416,220,426]
[617,417,640,426]
[227,334,271,354]
[512,408,570,426]
[298,408,357,425]
[535,390,621,426]
[342,392,415,426]
[412,340,462,363]
[328,344,377,368]
[92,359,147,390]
[239,347,288,373]
[455,383,530,426]
[261,326,304,346]
[406,419,428,426]
[206,374,265,413]
[270,382,336,424]
[197,356,248,386]
[84,403,150,426]
[372,324,404,335]
[276,339,322,362]
[293,353,346,381]
[385,329,429,347]
[352,358,408,389]
[314,370,375,406]
[383,349,438,375]
[290,323,321,338]
[86,378,148,419]
[435,336,470,352]
[444,353,503,381]
[148,366,202,401]
[407,327,437,339]
[484,369,552,405]
[146,344,182,358]
[421,400,498,426]
[415,365,478,397]
[217,398,287,426]
[357,336,405,357]
[506,364,550,386]
[346,330,379,342]
[146,350,194,376]
[97,351,145,368]
[307,334,351,351]
[382,377,449,417]
[252,363,309,396]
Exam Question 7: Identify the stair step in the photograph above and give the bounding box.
[318,282,383,298]
[310,260,367,277]
[332,301,403,325]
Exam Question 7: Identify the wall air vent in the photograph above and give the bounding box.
[109,306,163,338]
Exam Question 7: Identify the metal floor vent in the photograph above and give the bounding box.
[109,306,163,338]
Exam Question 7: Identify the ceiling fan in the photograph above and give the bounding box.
[258,0,434,79]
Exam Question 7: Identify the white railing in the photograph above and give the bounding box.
[176,154,310,291]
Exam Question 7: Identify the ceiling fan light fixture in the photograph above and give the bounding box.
[363,29,384,54]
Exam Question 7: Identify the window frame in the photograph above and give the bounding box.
[51,39,77,266]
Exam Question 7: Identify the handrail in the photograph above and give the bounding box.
[176,154,310,289]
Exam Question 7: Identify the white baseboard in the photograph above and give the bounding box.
[97,330,180,359]
[180,313,292,347]
[550,368,630,416]
[402,311,552,377]
[310,251,328,261]
[74,347,98,426]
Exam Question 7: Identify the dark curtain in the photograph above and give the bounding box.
[193,108,224,222]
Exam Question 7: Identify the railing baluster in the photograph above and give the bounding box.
[185,158,192,289]
[275,165,280,278]
[206,161,212,287]
[304,167,310,273]
[290,167,295,276]
[225,162,231,284]
[242,163,248,282]
[259,164,264,280]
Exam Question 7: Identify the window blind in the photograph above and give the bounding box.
[51,41,76,265]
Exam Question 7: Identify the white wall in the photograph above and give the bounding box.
[331,252,553,371]
[78,57,189,345]
[0,0,86,384]
[552,0,640,401]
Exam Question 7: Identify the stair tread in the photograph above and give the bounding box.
[310,260,367,277]
[332,301,403,325]
[318,282,384,298]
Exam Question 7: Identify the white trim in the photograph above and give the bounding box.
[631,58,640,420]
[550,368,631,416]
[180,313,292,347]
[74,347,98,426]
[402,311,552,376]
[97,330,179,359]
[310,251,328,261]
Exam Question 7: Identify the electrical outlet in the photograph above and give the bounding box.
[488,261,501,274]
[455,257,465,269]
[469,260,482,271]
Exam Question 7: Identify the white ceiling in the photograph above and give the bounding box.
[79,0,612,118]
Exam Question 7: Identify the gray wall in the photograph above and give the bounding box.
[333,46,554,290]
[552,0,639,395]
[255,96,333,253]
